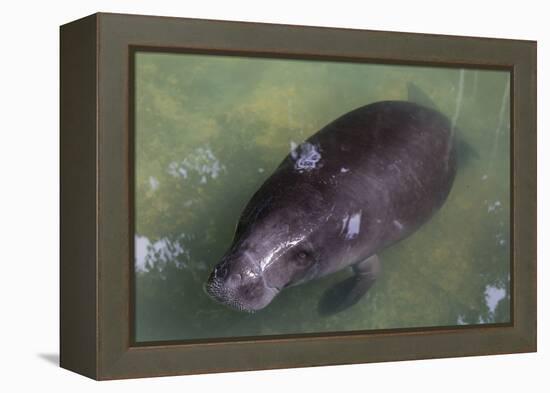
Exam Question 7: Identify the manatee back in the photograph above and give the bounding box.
[237,101,456,256]
[308,101,456,247]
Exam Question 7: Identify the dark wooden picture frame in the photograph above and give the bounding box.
[60,12,536,380]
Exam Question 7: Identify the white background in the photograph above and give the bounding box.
[0,0,546,391]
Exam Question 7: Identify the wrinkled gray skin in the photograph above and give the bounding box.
[205,100,456,313]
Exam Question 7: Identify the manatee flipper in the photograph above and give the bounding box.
[318,254,381,315]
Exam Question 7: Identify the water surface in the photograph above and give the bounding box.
[134,52,510,342]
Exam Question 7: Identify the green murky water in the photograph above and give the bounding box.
[133,52,510,343]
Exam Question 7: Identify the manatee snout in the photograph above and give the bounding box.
[205,251,278,313]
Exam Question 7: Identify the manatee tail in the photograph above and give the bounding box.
[407,82,478,167]
[455,138,480,162]
[407,82,438,110]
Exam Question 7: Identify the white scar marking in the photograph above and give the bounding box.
[393,220,404,230]
[293,142,322,172]
[342,211,362,240]
[340,167,350,173]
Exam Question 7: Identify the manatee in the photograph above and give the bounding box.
[205,98,456,314]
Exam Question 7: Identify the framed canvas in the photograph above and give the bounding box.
[60,12,537,380]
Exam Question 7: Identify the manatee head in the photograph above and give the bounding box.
[205,183,333,312]
[205,212,323,312]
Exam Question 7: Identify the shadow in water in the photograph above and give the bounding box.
[38,353,59,366]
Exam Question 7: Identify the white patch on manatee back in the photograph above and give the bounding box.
[293,142,322,172]
[341,211,362,240]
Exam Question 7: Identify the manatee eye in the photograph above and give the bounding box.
[295,250,312,267]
